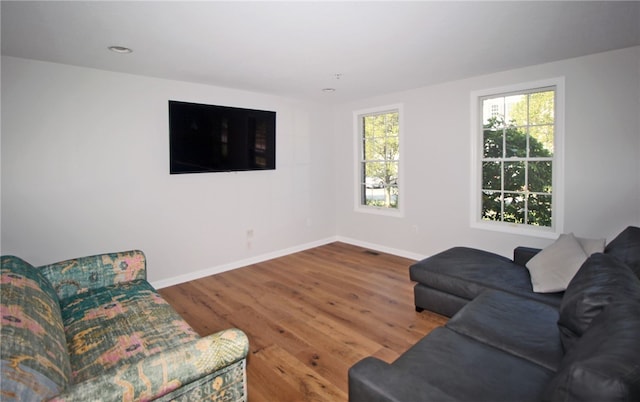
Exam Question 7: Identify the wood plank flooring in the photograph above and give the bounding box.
[158,242,447,402]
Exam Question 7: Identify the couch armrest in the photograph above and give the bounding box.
[349,357,456,402]
[513,246,541,267]
[39,250,147,301]
[50,328,249,402]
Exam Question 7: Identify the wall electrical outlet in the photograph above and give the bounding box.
[246,229,254,250]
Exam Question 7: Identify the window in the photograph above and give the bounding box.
[471,79,564,237]
[354,105,403,215]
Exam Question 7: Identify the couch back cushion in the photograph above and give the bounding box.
[605,225,640,277]
[40,250,147,302]
[543,300,640,401]
[1,256,72,400]
[558,253,640,351]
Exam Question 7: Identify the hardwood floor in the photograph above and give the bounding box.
[159,242,447,402]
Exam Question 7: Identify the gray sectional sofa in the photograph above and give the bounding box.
[348,226,640,402]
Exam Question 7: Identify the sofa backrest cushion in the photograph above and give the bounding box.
[557,253,640,351]
[40,250,147,302]
[605,225,640,277]
[1,256,72,401]
[543,300,640,402]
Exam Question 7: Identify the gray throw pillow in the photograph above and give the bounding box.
[526,233,588,293]
[576,236,605,256]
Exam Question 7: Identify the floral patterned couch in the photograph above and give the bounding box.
[1,250,249,401]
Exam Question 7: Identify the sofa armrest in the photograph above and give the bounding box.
[50,328,249,402]
[39,250,147,301]
[513,246,541,267]
[349,357,456,402]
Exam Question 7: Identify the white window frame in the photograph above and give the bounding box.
[353,104,404,217]
[470,78,565,239]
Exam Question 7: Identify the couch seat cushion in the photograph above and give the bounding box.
[410,247,562,306]
[1,256,72,401]
[393,327,554,402]
[60,279,199,383]
[446,290,563,371]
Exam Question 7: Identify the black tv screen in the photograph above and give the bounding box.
[169,100,276,174]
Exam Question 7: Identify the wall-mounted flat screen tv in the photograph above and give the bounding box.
[169,100,276,174]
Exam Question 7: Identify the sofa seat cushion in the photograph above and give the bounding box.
[446,290,563,371]
[543,300,640,401]
[410,247,562,306]
[1,256,72,401]
[392,327,554,402]
[61,279,199,383]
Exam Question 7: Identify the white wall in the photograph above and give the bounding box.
[1,57,337,284]
[2,47,639,286]
[334,46,640,259]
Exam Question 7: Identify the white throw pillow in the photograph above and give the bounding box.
[576,236,606,256]
[526,233,589,293]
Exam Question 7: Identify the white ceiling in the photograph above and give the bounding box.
[2,1,639,103]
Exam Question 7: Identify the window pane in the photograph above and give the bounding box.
[482,97,504,126]
[528,193,552,226]
[505,126,527,158]
[529,91,554,125]
[528,161,552,193]
[504,161,525,191]
[483,127,503,158]
[389,185,399,208]
[384,162,398,186]
[364,136,389,160]
[529,125,554,157]
[482,161,501,190]
[503,193,525,223]
[363,187,380,206]
[481,191,501,221]
[363,162,385,188]
[363,116,375,139]
[505,94,527,126]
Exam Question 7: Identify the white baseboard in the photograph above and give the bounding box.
[151,236,428,289]
[151,236,339,289]
[335,236,428,261]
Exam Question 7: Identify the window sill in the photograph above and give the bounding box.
[470,220,559,239]
[355,205,404,218]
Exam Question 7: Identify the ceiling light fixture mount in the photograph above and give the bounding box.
[322,73,343,93]
[108,45,133,54]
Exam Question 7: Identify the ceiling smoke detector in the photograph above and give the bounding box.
[108,45,133,54]
[322,73,343,93]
